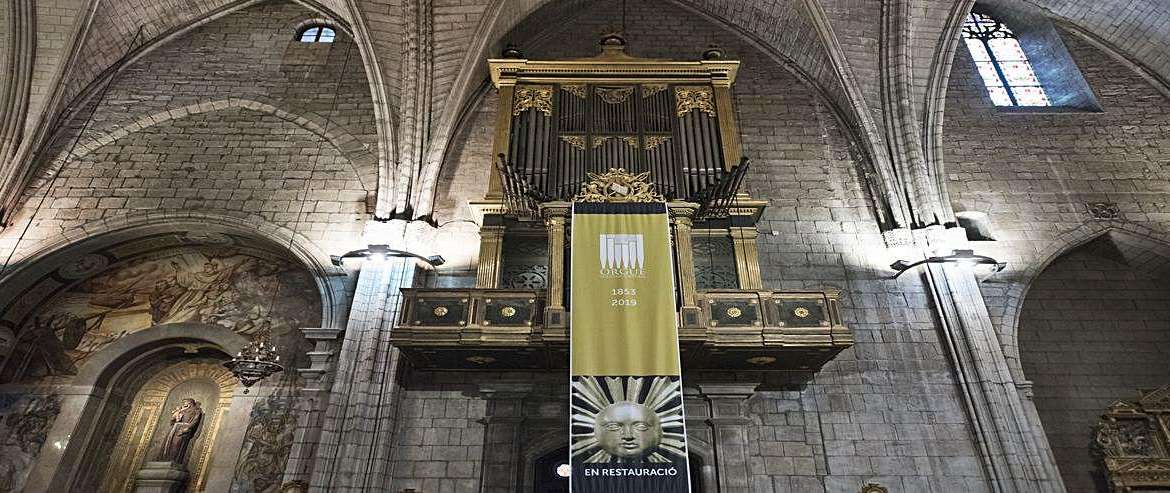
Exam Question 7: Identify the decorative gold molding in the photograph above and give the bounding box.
[561,84,587,99]
[596,86,634,104]
[618,135,671,150]
[644,135,671,150]
[675,86,715,117]
[561,135,586,150]
[861,484,889,493]
[573,168,665,203]
[591,136,609,148]
[642,84,668,98]
[1096,385,1170,492]
[512,85,553,116]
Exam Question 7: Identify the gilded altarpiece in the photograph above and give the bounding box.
[101,361,235,492]
[1095,385,1170,492]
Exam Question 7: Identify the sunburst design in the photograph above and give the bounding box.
[571,375,687,463]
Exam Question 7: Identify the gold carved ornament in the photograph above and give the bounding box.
[561,135,612,150]
[1094,385,1170,491]
[642,84,668,98]
[573,168,665,203]
[596,86,634,104]
[513,85,553,116]
[675,86,716,117]
[620,135,671,151]
[561,84,587,99]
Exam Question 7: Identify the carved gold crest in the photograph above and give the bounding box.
[573,168,665,203]
[513,85,553,116]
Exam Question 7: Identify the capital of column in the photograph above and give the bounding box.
[540,201,571,221]
[668,201,699,224]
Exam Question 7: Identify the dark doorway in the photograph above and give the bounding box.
[534,447,570,492]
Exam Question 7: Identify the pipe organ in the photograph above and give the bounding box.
[393,36,853,373]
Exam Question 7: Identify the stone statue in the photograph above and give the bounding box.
[158,399,203,464]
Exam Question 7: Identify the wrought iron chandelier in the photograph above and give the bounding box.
[223,329,283,394]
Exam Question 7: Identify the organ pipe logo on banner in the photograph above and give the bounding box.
[569,202,691,492]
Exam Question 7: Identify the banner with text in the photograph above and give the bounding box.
[569,202,690,492]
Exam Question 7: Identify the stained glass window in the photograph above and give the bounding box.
[297,25,335,43]
[961,12,1049,107]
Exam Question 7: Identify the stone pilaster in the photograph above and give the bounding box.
[280,326,342,486]
[477,383,533,493]
[916,226,1064,492]
[308,240,416,490]
[698,382,758,492]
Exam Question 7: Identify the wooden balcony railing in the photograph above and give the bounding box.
[391,288,853,371]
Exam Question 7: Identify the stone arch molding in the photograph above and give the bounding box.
[0,209,349,332]
[31,98,377,193]
[997,220,1170,381]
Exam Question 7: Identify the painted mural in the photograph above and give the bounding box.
[0,394,62,492]
[6,247,320,382]
[233,392,297,492]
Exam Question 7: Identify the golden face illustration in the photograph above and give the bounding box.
[595,401,663,459]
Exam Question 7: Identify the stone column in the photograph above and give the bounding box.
[916,226,1064,492]
[309,222,417,490]
[670,202,702,328]
[475,222,506,289]
[541,202,570,330]
[729,226,763,290]
[478,383,532,493]
[698,383,758,492]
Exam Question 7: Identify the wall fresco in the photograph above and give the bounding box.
[0,394,62,492]
[5,247,320,382]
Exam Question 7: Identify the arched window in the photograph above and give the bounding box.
[297,25,336,43]
[961,12,1050,107]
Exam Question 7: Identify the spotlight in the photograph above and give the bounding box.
[889,249,1005,279]
[331,244,446,267]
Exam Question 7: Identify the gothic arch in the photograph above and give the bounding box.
[29,98,376,196]
[997,221,1170,381]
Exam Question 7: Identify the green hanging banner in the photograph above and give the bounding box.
[569,201,690,492]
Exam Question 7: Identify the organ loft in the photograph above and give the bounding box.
[0,1,1168,492]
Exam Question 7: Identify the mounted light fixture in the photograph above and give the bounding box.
[223,329,283,394]
[330,244,445,267]
[889,249,1006,279]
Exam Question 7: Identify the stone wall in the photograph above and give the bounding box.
[1,0,375,263]
[1018,240,1170,492]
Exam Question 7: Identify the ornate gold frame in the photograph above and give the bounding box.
[1096,385,1170,492]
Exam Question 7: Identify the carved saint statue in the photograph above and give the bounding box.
[158,398,203,464]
